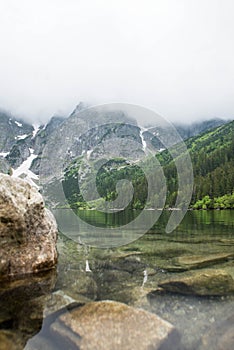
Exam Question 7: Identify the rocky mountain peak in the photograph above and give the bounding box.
[0,110,33,153]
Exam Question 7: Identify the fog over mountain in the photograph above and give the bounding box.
[0,0,234,124]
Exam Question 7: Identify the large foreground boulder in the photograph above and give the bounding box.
[50,300,182,350]
[0,174,57,279]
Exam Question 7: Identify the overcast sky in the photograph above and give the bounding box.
[0,0,233,124]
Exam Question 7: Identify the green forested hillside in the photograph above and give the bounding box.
[62,120,234,210]
[159,120,234,209]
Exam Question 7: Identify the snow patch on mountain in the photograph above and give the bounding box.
[0,152,9,157]
[12,148,39,188]
[15,121,23,127]
[87,149,93,160]
[32,124,41,138]
[139,127,147,151]
[15,134,30,140]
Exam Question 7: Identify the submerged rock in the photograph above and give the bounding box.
[43,290,90,318]
[0,330,18,350]
[0,174,58,279]
[157,269,234,296]
[0,269,56,350]
[50,300,182,350]
[168,253,234,271]
[198,314,234,350]
[56,269,98,300]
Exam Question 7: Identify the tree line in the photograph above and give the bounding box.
[62,120,234,210]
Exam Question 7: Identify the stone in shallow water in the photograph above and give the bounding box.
[50,300,182,350]
[0,174,58,279]
[42,290,90,318]
[173,253,234,270]
[158,269,234,296]
[198,314,234,350]
[0,330,18,350]
[0,270,56,349]
[56,269,98,301]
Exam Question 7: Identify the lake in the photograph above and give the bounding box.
[0,210,233,349]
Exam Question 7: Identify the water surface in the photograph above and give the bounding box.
[0,210,233,349]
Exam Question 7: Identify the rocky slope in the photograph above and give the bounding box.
[0,104,230,194]
[0,110,33,153]
[157,119,234,208]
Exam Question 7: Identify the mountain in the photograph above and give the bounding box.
[30,116,66,174]
[174,118,227,140]
[0,157,10,174]
[158,120,234,209]
[0,107,229,170]
[62,119,233,210]
[142,118,227,151]
[38,106,142,185]
[0,110,33,154]
[0,105,232,210]
[0,112,65,183]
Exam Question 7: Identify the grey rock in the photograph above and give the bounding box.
[39,106,146,206]
[0,157,10,174]
[0,174,58,278]
[6,138,31,168]
[0,111,33,153]
[33,116,65,156]
[39,106,139,185]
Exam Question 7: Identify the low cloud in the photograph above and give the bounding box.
[0,0,233,124]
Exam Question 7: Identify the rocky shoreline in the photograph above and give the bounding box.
[0,175,233,349]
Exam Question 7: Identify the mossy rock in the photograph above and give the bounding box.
[158,269,234,296]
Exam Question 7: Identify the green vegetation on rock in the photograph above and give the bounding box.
[158,120,234,209]
[62,120,234,210]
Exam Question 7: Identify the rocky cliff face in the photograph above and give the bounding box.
[0,114,66,188]
[0,110,33,153]
[0,111,36,178]
[0,105,229,192]
[33,116,65,155]
[6,136,32,168]
[142,118,227,150]
[39,107,142,184]
[0,157,10,174]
